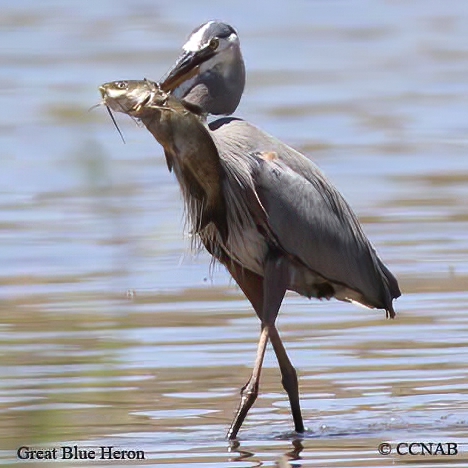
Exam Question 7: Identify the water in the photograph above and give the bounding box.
[1,0,468,466]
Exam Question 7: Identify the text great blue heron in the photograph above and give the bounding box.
[156,21,401,439]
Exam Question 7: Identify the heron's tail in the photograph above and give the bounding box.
[379,262,401,319]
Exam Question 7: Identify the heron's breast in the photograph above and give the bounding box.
[223,219,267,276]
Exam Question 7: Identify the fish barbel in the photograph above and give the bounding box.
[99,79,227,240]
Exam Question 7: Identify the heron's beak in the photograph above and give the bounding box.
[160,47,216,92]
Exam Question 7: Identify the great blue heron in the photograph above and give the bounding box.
[161,21,245,115]
[156,21,401,439]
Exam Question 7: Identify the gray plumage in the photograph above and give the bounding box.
[156,20,401,439]
[161,21,245,115]
[206,117,399,315]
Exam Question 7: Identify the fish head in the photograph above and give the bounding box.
[99,79,165,114]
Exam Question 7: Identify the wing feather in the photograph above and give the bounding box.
[210,117,400,313]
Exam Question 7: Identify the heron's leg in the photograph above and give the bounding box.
[261,255,303,433]
[269,326,305,433]
[223,258,264,315]
[227,325,269,440]
[224,255,305,435]
[226,252,288,439]
[223,261,264,440]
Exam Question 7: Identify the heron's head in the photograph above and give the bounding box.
[160,20,245,115]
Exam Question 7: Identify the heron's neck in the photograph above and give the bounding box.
[174,47,245,116]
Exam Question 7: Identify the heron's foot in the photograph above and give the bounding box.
[226,379,259,440]
[293,422,306,434]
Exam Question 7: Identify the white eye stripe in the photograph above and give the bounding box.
[183,21,214,52]
[182,23,238,52]
[183,34,238,54]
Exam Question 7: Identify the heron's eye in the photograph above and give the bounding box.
[208,38,219,50]
[116,81,128,89]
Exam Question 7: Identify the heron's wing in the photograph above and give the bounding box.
[210,118,400,312]
[253,155,399,310]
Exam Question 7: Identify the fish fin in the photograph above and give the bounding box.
[164,149,173,172]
